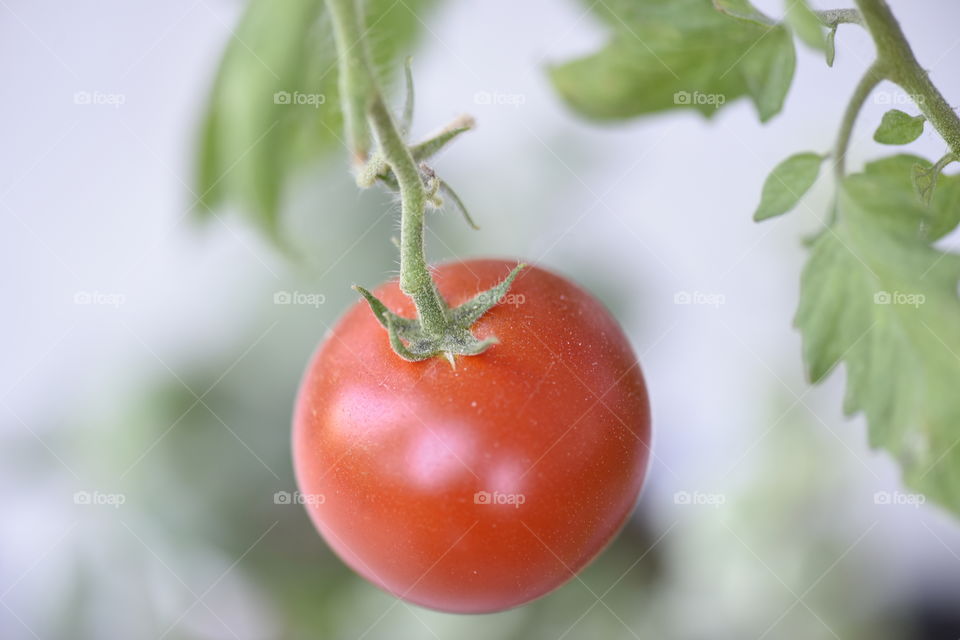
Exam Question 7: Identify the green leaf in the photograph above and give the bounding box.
[873,109,926,145]
[196,0,437,238]
[754,152,824,221]
[785,0,827,52]
[195,0,324,237]
[796,155,960,514]
[847,155,960,239]
[549,0,796,123]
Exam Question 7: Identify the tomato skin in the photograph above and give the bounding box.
[293,259,651,613]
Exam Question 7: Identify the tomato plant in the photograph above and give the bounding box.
[197,0,960,618]
[293,260,651,613]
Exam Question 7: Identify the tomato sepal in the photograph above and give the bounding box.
[353,262,525,364]
[449,262,526,326]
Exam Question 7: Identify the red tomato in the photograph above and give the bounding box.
[293,259,651,613]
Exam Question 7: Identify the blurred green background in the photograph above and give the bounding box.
[3,0,960,638]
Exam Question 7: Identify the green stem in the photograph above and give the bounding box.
[834,62,885,179]
[324,0,522,362]
[815,9,862,27]
[855,0,960,157]
[367,98,448,335]
[932,152,958,174]
[325,0,447,335]
[326,0,372,165]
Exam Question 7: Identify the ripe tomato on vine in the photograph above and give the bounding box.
[294,260,651,612]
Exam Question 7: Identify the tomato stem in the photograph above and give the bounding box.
[366,97,449,335]
[814,9,862,28]
[854,0,960,159]
[833,62,885,179]
[323,0,525,362]
[325,0,446,332]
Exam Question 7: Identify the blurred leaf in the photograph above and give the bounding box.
[196,0,324,238]
[754,152,824,221]
[785,0,827,52]
[548,0,796,122]
[796,154,960,515]
[713,0,775,26]
[873,109,925,145]
[196,0,438,239]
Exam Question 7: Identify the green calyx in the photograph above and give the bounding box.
[354,263,526,364]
